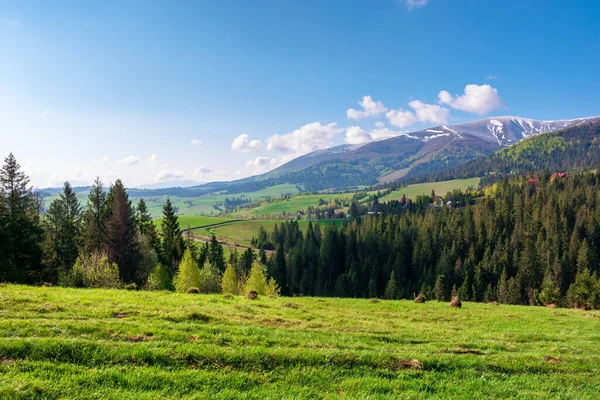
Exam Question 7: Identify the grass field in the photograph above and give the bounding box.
[192,219,343,247]
[152,215,235,230]
[42,184,300,219]
[1,285,599,399]
[378,178,481,203]
[229,193,361,219]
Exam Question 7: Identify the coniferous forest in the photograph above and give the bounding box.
[1,152,600,308]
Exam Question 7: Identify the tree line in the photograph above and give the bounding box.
[253,171,600,308]
[0,153,230,290]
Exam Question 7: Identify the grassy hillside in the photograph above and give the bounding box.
[193,219,343,247]
[378,178,481,203]
[1,285,599,399]
[152,215,235,230]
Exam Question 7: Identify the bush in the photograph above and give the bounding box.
[146,263,172,291]
[265,277,281,297]
[173,249,201,292]
[566,268,600,309]
[71,252,122,289]
[244,262,268,295]
[221,264,239,295]
[199,262,221,294]
[538,279,561,306]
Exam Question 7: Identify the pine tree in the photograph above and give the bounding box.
[82,177,108,253]
[161,198,185,275]
[208,234,226,273]
[198,262,221,294]
[106,180,140,283]
[0,153,43,282]
[221,264,239,295]
[173,249,201,292]
[244,262,269,295]
[137,198,160,254]
[43,181,82,281]
[273,244,288,295]
[384,271,398,300]
[434,275,448,301]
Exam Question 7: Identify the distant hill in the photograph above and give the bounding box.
[406,120,600,183]
[235,116,600,191]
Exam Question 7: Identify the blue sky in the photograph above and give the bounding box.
[1,0,599,187]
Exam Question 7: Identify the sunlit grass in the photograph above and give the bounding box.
[0,285,599,399]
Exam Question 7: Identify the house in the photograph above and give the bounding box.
[429,196,446,208]
[550,172,567,180]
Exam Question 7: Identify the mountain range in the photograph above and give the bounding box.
[239,116,600,190]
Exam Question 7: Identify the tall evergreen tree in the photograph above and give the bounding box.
[106,180,140,283]
[43,181,82,280]
[160,198,185,275]
[0,153,43,282]
[82,177,108,253]
[137,198,160,254]
[208,234,226,273]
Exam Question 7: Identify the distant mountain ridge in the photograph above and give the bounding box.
[242,115,600,190]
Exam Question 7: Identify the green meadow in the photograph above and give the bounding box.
[192,219,343,247]
[1,285,599,399]
[378,178,481,203]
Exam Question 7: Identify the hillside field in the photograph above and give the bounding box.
[1,285,599,399]
[192,219,343,247]
[378,178,481,203]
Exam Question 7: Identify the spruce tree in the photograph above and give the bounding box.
[384,271,398,300]
[43,181,82,281]
[221,264,239,294]
[160,198,185,275]
[106,180,140,283]
[137,198,160,254]
[0,153,43,282]
[208,234,226,273]
[82,177,108,253]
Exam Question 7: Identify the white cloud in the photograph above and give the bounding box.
[266,122,343,157]
[408,100,451,124]
[147,154,161,164]
[346,95,388,120]
[438,84,504,115]
[194,165,213,175]
[245,156,280,174]
[345,123,414,145]
[116,156,139,166]
[485,74,499,80]
[155,170,183,181]
[99,156,110,163]
[402,0,428,10]
[386,100,450,128]
[345,126,373,145]
[231,134,262,152]
[386,108,418,128]
[191,139,202,147]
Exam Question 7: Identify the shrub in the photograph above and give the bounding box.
[246,290,258,300]
[244,262,268,295]
[71,252,122,289]
[173,249,201,292]
[198,262,222,294]
[187,287,199,294]
[221,264,239,295]
[566,268,600,309]
[265,277,281,297]
[125,283,137,291]
[538,279,561,306]
[146,263,172,291]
